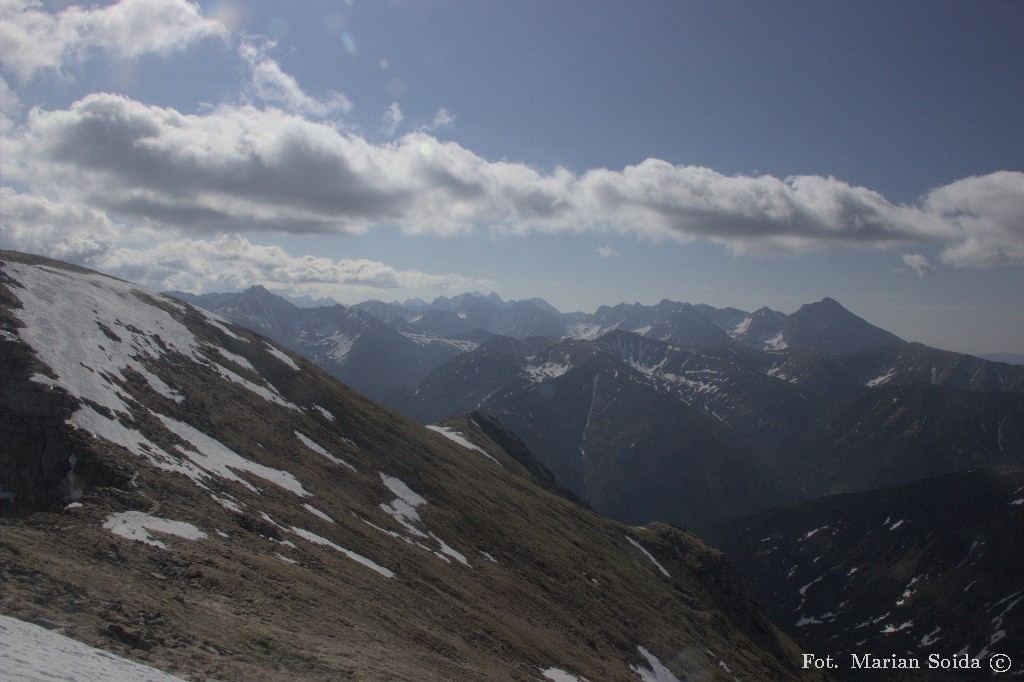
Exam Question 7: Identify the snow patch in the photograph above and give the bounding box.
[303,503,335,523]
[542,668,591,682]
[631,646,684,682]
[295,431,356,471]
[157,413,310,497]
[287,525,394,579]
[0,615,186,681]
[867,369,896,387]
[426,425,502,466]
[625,536,670,577]
[264,343,300,370]
[920,626,942,647]
[103,511,206,549]
[311,404,336,421]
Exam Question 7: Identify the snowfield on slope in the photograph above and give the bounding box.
[0,615,185,681]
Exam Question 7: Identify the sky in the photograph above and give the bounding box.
[1,0,1022,355]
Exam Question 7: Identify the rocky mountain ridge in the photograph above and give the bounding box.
[1,251,821,681]
[171,286,909,405]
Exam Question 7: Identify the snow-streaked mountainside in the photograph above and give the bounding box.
[172,285,908,406]
[703,467,1024,679]
[170,282,1024,528]
[1,252,823,681]
[393,327,1024,527]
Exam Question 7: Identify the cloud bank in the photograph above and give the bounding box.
[1,0,1021,302]
[5,92,1021,263]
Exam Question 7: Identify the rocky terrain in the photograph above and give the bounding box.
[702,467,1024,680]
[0,251,823,681]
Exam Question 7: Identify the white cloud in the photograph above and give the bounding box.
[95,234,492,296]
[901,253,934,277]
[240,41,352,118]
[927,171,1024,267]
[422,107,455,131]
[383,102,403,136]
[0,0,227,81]
[0,192,490,297]
[596,245,619,258]
[4,90,1023,268]
[0,187,129,262]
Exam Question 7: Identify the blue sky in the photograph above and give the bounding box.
[1,0,1022,354]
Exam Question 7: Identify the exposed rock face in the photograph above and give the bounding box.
[0,307,81,513]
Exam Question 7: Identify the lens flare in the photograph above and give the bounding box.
[341,31,357,56]
[207,0,245,32]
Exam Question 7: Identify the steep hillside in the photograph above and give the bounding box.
[702,467,1024,680]
[0,252,821,682]
[394,327,1023,527]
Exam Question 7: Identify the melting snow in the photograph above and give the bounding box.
[287,525,394,579]
[881,620,914,634]
[799,575,824,597]
[294,431,356,471]
[0,615,186,681]
[625,536,670,577]
[426,425,502,466]
[920,626,943,647]
[376,473,469,567]
[102,511,207,549]
[631,646,684,682]
[765,332,787,350]
[324,332,355,361]
[542,668,590,682]
[866,369,896,387]
[311,404,336,421]
[157,413,310,497]
[303,503,335,523]
[430,532,469,566]
[263,343,300,370]
[379,473,428,538]
[4,261,305,500]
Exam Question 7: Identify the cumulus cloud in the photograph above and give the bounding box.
[596,245,619,258]
[0,187,130,262]
[240,41,352,118]
[901,253,934,277]
[95,234,492,295]
[4,91,1023,267]
[0,0,227,81]
[926,171,1024,267]
[0,192,490,297]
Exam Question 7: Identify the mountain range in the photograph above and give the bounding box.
[5,251,1022,680]
[169,287,903,401]
[1,251,822,681]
